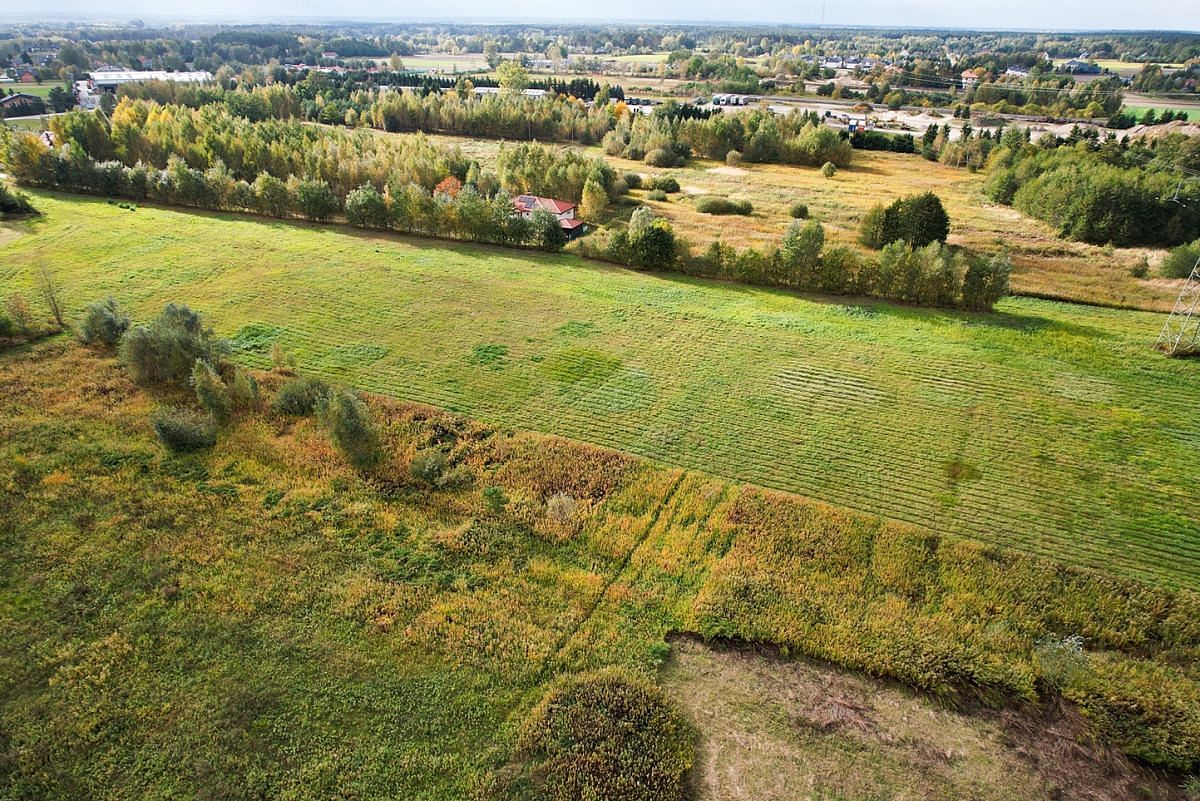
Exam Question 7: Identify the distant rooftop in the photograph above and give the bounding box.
[88,69,213,85]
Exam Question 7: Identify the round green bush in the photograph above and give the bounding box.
[821,161,838,178]
[80,298,130,348]
[647,176,680,193]
[151,406,217,453]
[410,449,448,484]
[725,149,742,166]
[272,376,330,416]
[644,148,678,168]
[695,196,753,216]
[518,668,695,801]
[647,189,668,202]
[788,201,809,219]
[1161,240,1200,279]
[622,171,643,190]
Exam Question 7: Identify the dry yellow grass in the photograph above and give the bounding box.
[427,133,1181,311]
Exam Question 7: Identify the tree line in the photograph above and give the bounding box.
[586,201,1009,312]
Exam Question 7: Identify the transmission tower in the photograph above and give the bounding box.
[1157,254,1200,357]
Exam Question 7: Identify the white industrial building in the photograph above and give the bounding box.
[76,69,214,109]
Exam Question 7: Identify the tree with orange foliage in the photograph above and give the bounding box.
[434,175,463,199]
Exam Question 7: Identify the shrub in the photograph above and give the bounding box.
[1034,634,1086,690]
[1162,240,1200,279]
[79,298,130,348]
[646,189,668,202]
[191,359,232,426]
[518,668,695,801]
[151,406,217,452]
[293,178,338,222]
[788,201,809,219]
[545,492,578,527]
[410,449,448,484]
[725,149,742,166]
[344,184,390,228]
[321,389,381,471]
[622,171,643,190]
[644,148,682,168]
[859,204,890,249]
[646,176,680,193]
[1130,257,1150,279]
[436,464,475,490]
[0,183,38,217]
[483,485,508,513]
[611,207,678,270]
[821,161,837,178]
[272,376,330,416]
[0,311,12,338]
[5,293,32,335]
[695,196,753,216]
[120,303,228,385]
[227,369,260,412]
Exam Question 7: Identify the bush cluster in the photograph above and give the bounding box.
[979,133,1200,247]
[606,207,678,270]
[860,192,950,249]
[120,303,228,386]
[681,220,1008,311]
[1162,239,1200,279]
[272,376,331,416]
[0,183,37,218]
[645,176,680,193]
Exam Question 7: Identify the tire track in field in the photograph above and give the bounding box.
[537,470,687,680]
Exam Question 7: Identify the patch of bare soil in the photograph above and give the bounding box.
[708,166,750,177]
[662,636,1184,801]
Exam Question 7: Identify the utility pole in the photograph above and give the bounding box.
[1157,254,1200,357]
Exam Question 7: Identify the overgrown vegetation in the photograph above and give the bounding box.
[514,669,695,801]
[2,339,1200,799]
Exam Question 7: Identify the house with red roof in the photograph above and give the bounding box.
[513,194,586,239]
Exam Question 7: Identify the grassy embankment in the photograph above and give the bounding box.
[3,191,1199,590]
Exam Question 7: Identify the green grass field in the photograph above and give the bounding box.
[4,82,62,99]
[1124,105,1199,121]
[0,117,48,131]
[3,192,1200,589]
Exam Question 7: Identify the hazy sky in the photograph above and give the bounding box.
[5,0,1196,31]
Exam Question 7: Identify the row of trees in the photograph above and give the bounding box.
[591,207,1009,311]
[118,78,858,171]
[5,100,621,208]
[602,107,854,168]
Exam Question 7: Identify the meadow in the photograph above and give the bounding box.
[3,192,1200,591]
[427,134,1180,311]
[2,338,1199,798]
